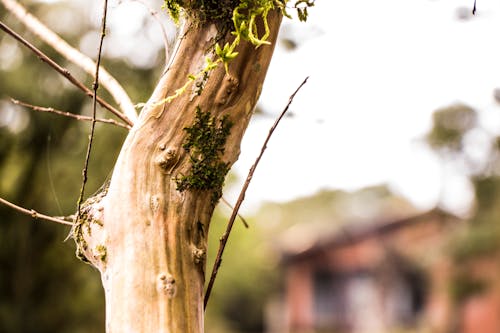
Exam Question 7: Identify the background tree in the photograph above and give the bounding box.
[425,101,500,330]
[0,0,312,332]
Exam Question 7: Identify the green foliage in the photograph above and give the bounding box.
[450,271,488,303]
[425,103,500,305]
[426,103,477,153]
[176,107,233,204]
[162,0,182,24]
[139,56,219,109]
[473,176,500,213]
[215,42,239,72]
[450,223,500,262]
[447,220,500,304]
[231,0,275,47]
[162,0,314,72]
[292,0,315,22]
[163,0,239,24]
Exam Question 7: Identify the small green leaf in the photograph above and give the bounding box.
[215,43,223,57]
[225,51,239,60]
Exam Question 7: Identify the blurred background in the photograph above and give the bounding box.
[2,0,500,332]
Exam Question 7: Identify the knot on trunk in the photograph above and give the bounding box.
[156,145,180,174]
[71,183,108,267]
[216,74,239,106]
[157,273,177,298]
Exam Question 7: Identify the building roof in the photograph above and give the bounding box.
[281,208,462,264]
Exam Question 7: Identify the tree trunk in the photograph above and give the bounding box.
[76,9,283,333]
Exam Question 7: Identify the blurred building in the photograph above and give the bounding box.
[266,209,480,333]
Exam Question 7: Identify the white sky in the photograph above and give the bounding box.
[227,0,500,214]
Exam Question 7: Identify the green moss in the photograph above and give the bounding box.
[162,0,183,23]
[176,106,233,204]
[94,245,107,264]
[163,0,239,25]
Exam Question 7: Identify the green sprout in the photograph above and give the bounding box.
[162,0,315,73]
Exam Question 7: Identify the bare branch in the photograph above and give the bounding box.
[76,0,109,225]
[220,196,249,228]
[204,77,309,308]
[1,0,138,123]
[11,98,131,129]
[0,21,134,126]
[0,197,74,226]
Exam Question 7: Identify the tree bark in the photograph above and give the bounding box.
[78,10,283,333]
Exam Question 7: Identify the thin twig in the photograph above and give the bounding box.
[204,77,309,308]
[221,196,249,228]
[76,0,109,222]
[0,21,133,127]
[0,197,73,226]
[0,0,137,123]
[11,98,131,129]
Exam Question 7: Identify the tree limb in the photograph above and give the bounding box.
[11,98,131,129]
[0,0,138,124]
[76,0,109,227]
[0,197,73,226]
[204,76,309,308]
[0,20,133,126]
[221,196,249,228]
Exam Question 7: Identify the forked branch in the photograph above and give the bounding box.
[0,197,73,226]
[76,0,109,226]
[11,98,131,129]
[0,21,133,126]
[0,0,138,123]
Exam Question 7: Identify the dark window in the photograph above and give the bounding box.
[313,270,347,330]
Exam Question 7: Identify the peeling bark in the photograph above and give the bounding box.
[78,10,283,333]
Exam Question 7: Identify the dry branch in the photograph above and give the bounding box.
[11,98,131,129]
[221,197,249,228]
[76,0,109,225]
[204,76,309,308]
[0,21,133,126]
[0,0,138,123]
[0,197,73,226]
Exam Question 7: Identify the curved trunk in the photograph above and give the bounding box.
[79,10,283,333]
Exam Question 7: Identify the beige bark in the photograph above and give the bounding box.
[77,10,283,333]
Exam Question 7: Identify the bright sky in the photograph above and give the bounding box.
[227,0,500,215]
